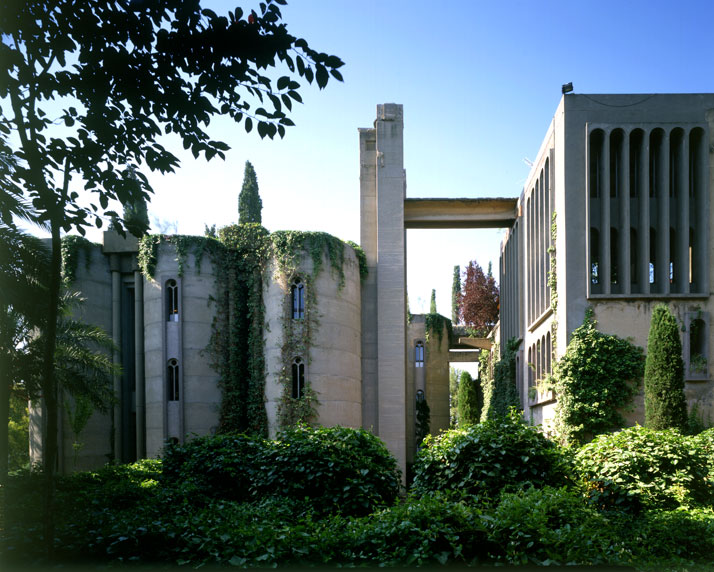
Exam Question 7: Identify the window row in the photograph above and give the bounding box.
[588,126,708,295]
[527,332,552,392]
[526,157,552,325]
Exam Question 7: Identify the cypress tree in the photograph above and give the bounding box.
[451,265,461,324]
[238,161,263,224]
[429,289,437,314]
[644,304,687,430]
[457,371,482,426]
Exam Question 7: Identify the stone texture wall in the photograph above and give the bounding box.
[264,245,362,438]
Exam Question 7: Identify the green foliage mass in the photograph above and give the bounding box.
[211,224,271,435]
[553,308,644,445]
[424,312,452,346]
[645,304,688,431]
[482,338,521,420]
[411,410,571,501]
[60,235,95,284]
[161,425,400,517]
[6,427,714,568]
[8,393,29,471]
[575,425,714,511]
[451,264,460,324]
[238,161,262,224]
[456,370,481,427]
[123,195,150,238]
[415,398,431,446]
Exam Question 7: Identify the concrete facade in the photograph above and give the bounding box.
[498,94,714,428]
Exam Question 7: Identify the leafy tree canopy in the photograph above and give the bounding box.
[459,260,499,336]
[238,160,262,224]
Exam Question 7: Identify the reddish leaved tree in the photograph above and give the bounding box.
[459,261,499,336]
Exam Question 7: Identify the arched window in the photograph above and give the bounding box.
[415,341,424,368]
[166,279,179,322]
[546,332,552,375]
[527,347,533,389]
[167,359,179,401]
[292,357,305,398]
[291,278,305,319]
[536,339,541,382]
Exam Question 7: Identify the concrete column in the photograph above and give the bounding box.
[359,126,379,433]
[678,135,690,294]
[620,133,631,293]
[134,270,145,458]
[375,103,406,476]
[600,132,611,295]
[658,132,670,293]
[110,254,121,460]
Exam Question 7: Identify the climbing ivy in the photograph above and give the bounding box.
[207,223,271,436]
[548,212,558,357]
[482,337,521,421]
[424,313,453,346]
[552,308,645,445]
[138,234,219,279]
[346,240,368,282]
[272,231,348,288]
[61,235,95,284]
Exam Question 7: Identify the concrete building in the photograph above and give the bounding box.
[34,95,714,476]
[498,94,714,427]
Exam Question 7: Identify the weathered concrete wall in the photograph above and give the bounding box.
[264,244,362,438]
[144,243,220,457]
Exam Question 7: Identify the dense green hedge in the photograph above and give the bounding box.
[161,425,400,516]
[411,409,571,501]
[575,425,714,510]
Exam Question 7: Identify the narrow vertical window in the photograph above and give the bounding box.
[291,357,305,398]
[589,130,603,198]
[291,278,305,319]
[527,347,533,391]
[610,227,619,285]
[166,279,179,322]
[669,227,676,284]
[536,339,541,382]
[689,227,695,286]
[415,341,424,368]
[689,318,707,375]
[630,228,638,285]
[546,332,552,375]
[629,129,643,198]
[167,359,179,401]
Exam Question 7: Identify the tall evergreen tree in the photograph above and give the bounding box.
[457,371,482,426]
[451,265,461,324]
[644,304,687,430]
[429,289,437,314]
[238,161,263,224]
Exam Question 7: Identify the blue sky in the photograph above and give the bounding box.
[81,0,714,315]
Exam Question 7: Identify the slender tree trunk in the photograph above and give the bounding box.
[41,219,62,559]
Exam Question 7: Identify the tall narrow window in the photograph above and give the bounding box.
[629,129,643,198]
[292,357,305,398]
[166,279,179,322]
[546,332,552,375]
[536,339,541,382]
[670,227,677,284]
[415,341,424,368]
[630,228,638,285]
[610,227,619,285]
[589,130,603,198]
[689,227,695,285]
[291,278,305,319]
[689,318,707,375]
[167,359,179,401]
[527,347,533,391]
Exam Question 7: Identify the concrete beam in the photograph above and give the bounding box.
[404,198,517,229]
[448,350,481,362]
[457,337,493,350]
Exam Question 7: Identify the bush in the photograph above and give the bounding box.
[411,409,571,501]
[644,304,687,430]
[575,425,714,510]
[693,427,714,479]
[456,370,481,426]
[161,425,400,516]
[257,425,401,516]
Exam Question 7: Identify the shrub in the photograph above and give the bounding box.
[692,427,714,479]
[644,304,687,430]
[487,487,617,566]
[258,425,401,516]
[482,337,521,420]
[553,309,644,445]
[411,409,571,501]
[160,433,265,502]
[161,425,400,516]
[575,425,714,510]
[456,370,481,426]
